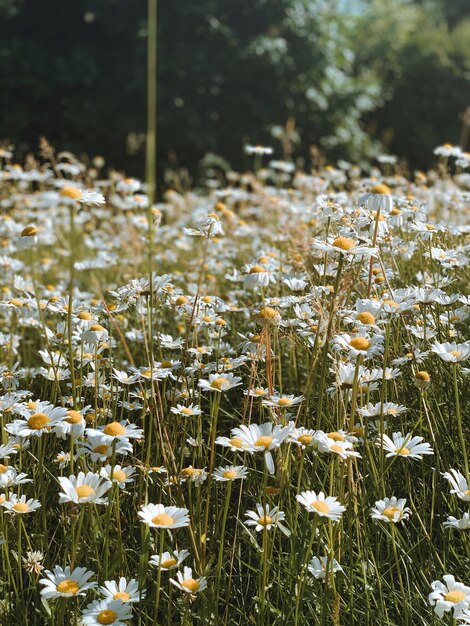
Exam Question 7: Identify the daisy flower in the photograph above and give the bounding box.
[150,549,190,570]
[75,436,133,462]
[198,373,242,393]
[443,513,470,530]
[442,469,470,501]
[215,435,251,452]
[170,403,202,417]
[2,494,41,515]
[170,566,207,594]
[58,472,111,505]
[262,394,304,409]
[5,401,68,438]
[212,465,248,481]
[308,555,343,579]
[428,575,470,619]
[379,431,433,460]
[431,341,470,363]
[99,577,144,603]
[289,427,322,449]
[244,503,290,536]
[81,599,132,626]
[296,491,346,522]
[100,465,136,489]
[40,565,96,599]
[370,497,411,524]
[138,504,190,529]
[85,420,143,442]
[229,421,293,474]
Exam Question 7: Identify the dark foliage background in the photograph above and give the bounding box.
[0,0,469,178]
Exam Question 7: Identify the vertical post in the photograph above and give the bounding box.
[146,0,157,211]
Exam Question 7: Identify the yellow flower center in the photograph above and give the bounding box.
[415,371,430,382]
[13,502,29,513]
[93,444,109,455]
[382,506,402,520]
[97,610,118,625]
[383,299,399,308]
[151,513,175,526]
[89,324,105,332]
[249,265,267,274]
[175,296,189,305]
[445,590,467,604]
[210,377,228,390]
[103,422,126,436]
[395,447,410,456]
[222,470,238,479]
[27,413,50,430]
[257,307,279,319]
[111,469,126,482]
[277,397,292,407]
[182,578,200,592]
[328,432,345,442]
[161,558,178,568]
[60,186,82,200]
[180,407,194,415]
[330,444,344,453]
[76,485,95,499]
[257,515,273,526]
[0,464,8,473]
[371,183,391,195]
[254,436,273,449]
[21,226,39,237]
[113,591,130,601]
[56,580,80,594]
[77,311,93,320]
[349,337,370,351]
[298,434,313,446]
[450,351,461,358]
[356,312,376,325]
[228,437,243,448]
[65,410,83,424]
[332,236,355,251]
[311,500,330,514]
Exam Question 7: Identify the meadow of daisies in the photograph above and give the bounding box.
[0,145,469,625]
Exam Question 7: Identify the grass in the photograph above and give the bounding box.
[0,147,468,625]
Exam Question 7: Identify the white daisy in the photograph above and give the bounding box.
[170,566,207,594]
[150,549,190,570]
[81,599,132,625]
[40,565,96,599]
[99,577,144,603]
[138,504,190,529]
[296,491,346,522]
[244,503,290,536]
[379,432,433,460]
[58,472,111,505]
[370,497,411,524]
[428,575,470,619]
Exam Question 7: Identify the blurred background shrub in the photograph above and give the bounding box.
[0,0,468,177]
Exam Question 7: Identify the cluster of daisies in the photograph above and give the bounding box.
[0,142,469,624]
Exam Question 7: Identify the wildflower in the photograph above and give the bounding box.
[99,578,144,603]
[296,491,346,522]
[370,497,411,524]
[443,513,470,530]
[2,494,41,515]
[212,465,248,481]
[308,556,343,579]
[379,432,433,460]
[428,575,470,619]
[150,549,190,570]
[58,472,111,505]
[198,373,242,393]
[40,565,96,599]
[138,504,190,529]
[100,465,136,489]
[170,403,202,417]
[6,401,68,438]
[170,566,207,594]
[22,550,45,574]
[262,394,304,409]
[414,370,431,390]
[442,469,470,501]
[243,265,270,289]
[85,420,143,442]
[289,427,322,449]
[230,421,293,474]
[81,599,132,625]
[245,503,290,536]
[431,341,470,363]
